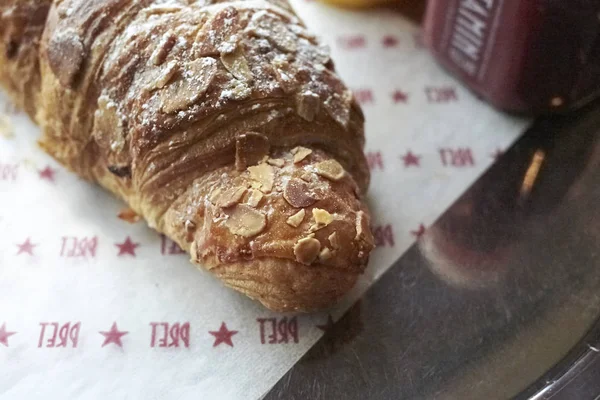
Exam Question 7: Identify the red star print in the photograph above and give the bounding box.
[115,237,139,256]
[316,315,335,332]
[38,166,56,182]
[491,148,504,160]
[0,323,17,347]
[209,322,238,347]
[411,224,426,238]
[392,90,409,103]
[99,322,128,348]
[382,35,399,48]
[16,238,36,255]
[401,150,421,167]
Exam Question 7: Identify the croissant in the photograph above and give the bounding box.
[0,0,374,312]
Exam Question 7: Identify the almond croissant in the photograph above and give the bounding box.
[0,0,374,311]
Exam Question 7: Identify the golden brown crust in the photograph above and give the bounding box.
[0,0,374,311]
[0,0,51,118]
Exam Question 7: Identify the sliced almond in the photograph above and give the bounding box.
[267,158,285,167]
[161,57,217,113]
[355,210,374,246]
[247,12,297,53]
[286,209,305,228]
[150,32,177,66]
[314,159,345,181]
[318,247,333,262]
[195,7,241,56]
[47,28,85,88]
[294,237,321,265]
[246,189,264,207]
[296,91,320,122]
[221,47,253,81]
[217,187,246,208]
[248,163,275,193]
[283,178,316,208]
[143,4,184,15]
[324,89,352,128]
[235,132,270,171]
[313,208,333,227]
[224,204,267,238]
[293,147,312,164]
[209,187,222,203]
[153,60,179,90]
[328,232,340,250]
[300,172,312,182]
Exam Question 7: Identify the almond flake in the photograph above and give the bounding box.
[324,90,352,128]
[161,57,217,113]
[312,208,333,227]
[221,47,253,81]
[300,172,312,182]
[267,158,285,167]
[318,247,333,262]
[153,60,179,90]
[247,12,297,53]
[209,188,222,203]
[151,33,177,66]
[283,178,316,208]
[248,163,274,193]
[286,209,305,228]
[355,211,373,246]
[294,237,321,265]
[217,187,247,208]
[224,204,267,238]
[328,232,340,250]
[246,189,264,207]
[293,147,312,164]
[296,91,320,122]
[314,159,345,181]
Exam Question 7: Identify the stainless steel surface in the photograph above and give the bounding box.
[266,102,600,399]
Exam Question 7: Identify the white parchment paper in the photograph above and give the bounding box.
[0,2,530,399]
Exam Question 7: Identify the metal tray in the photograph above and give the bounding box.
[265,100,600,399]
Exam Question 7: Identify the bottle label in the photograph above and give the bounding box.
[445,0,499,81]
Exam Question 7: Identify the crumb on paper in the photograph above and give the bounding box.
[21,158,37,169]
[0,114,14,139]
[118,208,142,223]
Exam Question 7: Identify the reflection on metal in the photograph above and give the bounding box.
[418,225,503,290]
[520,150,546,198]
[267,102,600,400]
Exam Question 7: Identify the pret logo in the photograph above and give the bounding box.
[353,89,374,105]
[38,322,81,348]
[150,322,190,348]
[425,86,458,103]
[60,236,98,258]
[337,35,366,50]
[0,163,18,181]
[373,224,395,247]
[257,317,299,344]
[439,147,475,167]
[366,151,384,171]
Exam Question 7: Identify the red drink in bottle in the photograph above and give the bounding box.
[423,0,600,114]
